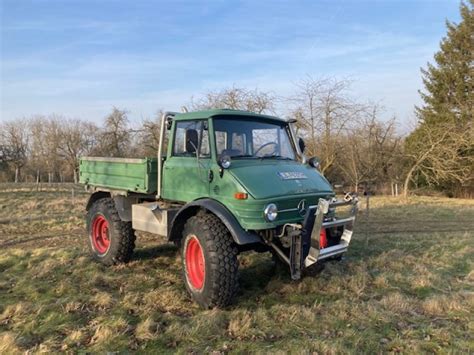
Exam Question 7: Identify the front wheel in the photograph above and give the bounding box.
[86,198,136,265]
[181,213,239,308]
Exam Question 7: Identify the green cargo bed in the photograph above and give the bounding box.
[79,157,158,194]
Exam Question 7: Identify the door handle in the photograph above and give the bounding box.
[208,169,214,183]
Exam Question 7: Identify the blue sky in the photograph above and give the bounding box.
[0,0,461,129]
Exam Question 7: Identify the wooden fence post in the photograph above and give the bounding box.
[365,193,370,247]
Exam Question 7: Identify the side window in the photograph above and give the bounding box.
[200,127,210,157]
[173,120,210,157]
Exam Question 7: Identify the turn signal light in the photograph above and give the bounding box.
[320,229,328,249]
[234,192,248,200]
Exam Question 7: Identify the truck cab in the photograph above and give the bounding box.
[80,109,358,308]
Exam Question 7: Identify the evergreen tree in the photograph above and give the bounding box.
[416,0,473,127]
[405,1,473,197]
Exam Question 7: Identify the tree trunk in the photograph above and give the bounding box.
[403,165,417,198]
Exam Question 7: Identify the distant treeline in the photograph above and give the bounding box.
[1,2,472,197]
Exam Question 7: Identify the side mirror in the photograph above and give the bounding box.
[308,157,320,170]
[298,137,306,153]
[218,154,231,169]
[166,116,173,130]
[185,129,198,153]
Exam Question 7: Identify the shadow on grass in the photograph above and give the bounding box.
[132,242,284,307]
[132,243,178,261]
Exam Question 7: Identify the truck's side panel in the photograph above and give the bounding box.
[132,202,179,237]
[79,157,158,194]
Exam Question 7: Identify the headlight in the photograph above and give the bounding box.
[264,203,278,222]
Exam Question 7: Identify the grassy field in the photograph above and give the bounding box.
[0,185,473,353]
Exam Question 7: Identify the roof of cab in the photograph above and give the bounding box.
[173,109,287,122]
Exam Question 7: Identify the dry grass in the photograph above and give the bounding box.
[0,188,473,353]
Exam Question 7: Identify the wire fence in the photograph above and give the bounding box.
[0,182,88,210]
[0,182,88,194]
[0,184,472,248]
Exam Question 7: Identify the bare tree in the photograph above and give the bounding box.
[29,116,63,183]
[0,120,30,182]
[402,122,473,197]
[289,76,366,176]
[191,86,276,114]
[338,108,401,192]
[98,107,131,157]
[136,111,163,157]
[57,118,99,183]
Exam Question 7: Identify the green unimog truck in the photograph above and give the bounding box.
[79,109,358,308]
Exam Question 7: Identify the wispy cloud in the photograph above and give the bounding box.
[0,0,459,124]
[2,19,133,32]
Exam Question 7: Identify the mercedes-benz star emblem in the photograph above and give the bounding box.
[297,199,307,216]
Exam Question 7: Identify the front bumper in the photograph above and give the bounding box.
[303,196,358,268]
[269,194,358,280]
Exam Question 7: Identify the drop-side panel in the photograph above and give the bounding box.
[79,157,158,194]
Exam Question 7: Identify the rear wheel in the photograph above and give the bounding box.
[86,198,136,265]
[181,213,239,308]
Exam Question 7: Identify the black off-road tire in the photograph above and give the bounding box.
[86,198,136,265]
[181,213,239,308]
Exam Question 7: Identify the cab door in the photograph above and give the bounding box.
[161,119,211,202]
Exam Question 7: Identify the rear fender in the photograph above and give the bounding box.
[85,191,111,211]
[85,192,132,222]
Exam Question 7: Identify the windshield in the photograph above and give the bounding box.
[213,118,296,160]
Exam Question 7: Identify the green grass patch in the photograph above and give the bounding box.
[0,193,473,352]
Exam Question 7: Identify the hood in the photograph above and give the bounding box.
[229,160,333,199]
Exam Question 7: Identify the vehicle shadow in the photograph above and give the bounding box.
[132,243,178,261]
[234,253,292,306]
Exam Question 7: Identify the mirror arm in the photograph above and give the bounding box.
[288,123,306,164]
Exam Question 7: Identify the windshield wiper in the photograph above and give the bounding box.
[232,154,258,159]
[231,154,293,160]
[260,155,293,160]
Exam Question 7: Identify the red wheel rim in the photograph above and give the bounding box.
[185,235,205,290]
[91,215,110,254]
